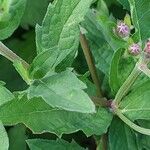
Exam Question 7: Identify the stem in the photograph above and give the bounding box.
[115,109,150,136]
[0,42,29,69]
[101,134,108,150]
[114,63,141,104]
[80,32,106,150]
[80,32,102,97]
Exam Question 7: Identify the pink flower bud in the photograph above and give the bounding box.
[116,21,130,38]
[129,43,141,55]
[144,40,150,54]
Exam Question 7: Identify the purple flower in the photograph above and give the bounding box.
[116,21,130,38]
[129,43,141,55]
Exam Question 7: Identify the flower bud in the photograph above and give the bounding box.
[144,40,150,54]
[116,21,130,38]
[128,43,141,56]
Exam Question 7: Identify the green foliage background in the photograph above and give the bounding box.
[0,0,150,149]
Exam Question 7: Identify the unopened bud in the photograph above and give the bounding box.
[129,43,141,56]
[116,21,130,38]
[144,40,150,54]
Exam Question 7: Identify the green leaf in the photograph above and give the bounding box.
[137,120,150,150]
[28,70,95,113]
[81,10,119,95]
[21,0,50,27]
[0,84,14,106]
[0,96,112,137]
[0,0,27,40]
[109,117,138,150]
[81,10,114,76]
[8,124,27,150]
[36,0,93,53]
[109,49,123,94]
[117,0,130,10]
[29,49,59,79]
[109,49,135,95]
[79,74,97,96]
[128,0,150,42]
[27,139,85,150]
[31,0,93,78]
[119,81,150,120]
[97,0,109,16]
[0,120,9,150]
[81,10,128,93]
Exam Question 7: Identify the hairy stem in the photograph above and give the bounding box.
[80,32,102,97]
[115,108,150,136]
[80,32,106,150]
[0,42,29,69]
[114,63,141,104]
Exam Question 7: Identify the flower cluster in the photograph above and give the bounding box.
[115,21,150,57]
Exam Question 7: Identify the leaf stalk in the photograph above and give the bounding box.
[0,42,29,69]
[115,108,150,136]
[114,63,141,104]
